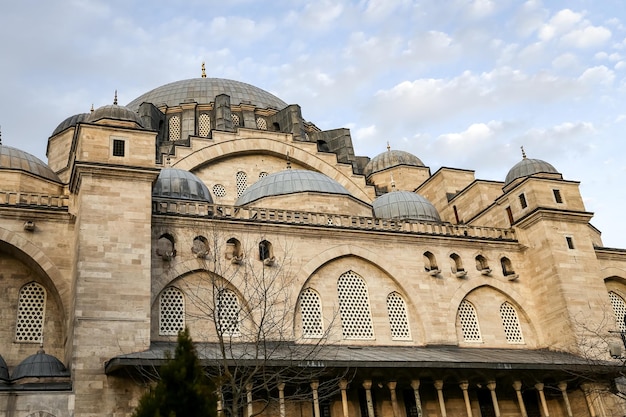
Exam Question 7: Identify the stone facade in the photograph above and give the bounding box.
[1,76,626,417]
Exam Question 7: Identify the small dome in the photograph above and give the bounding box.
[0,145,61,183]
[363,149,424,178]
[87,104,143,127]
[373,191,441,222]
[126,78,288,111]
[152,168,213,202]
[505,157,559,185]
[51,112,89,136]
[0,355,8,382]
[12,349,70,380]
[236,169,351,206]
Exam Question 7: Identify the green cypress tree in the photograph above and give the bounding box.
[133,327,216,417]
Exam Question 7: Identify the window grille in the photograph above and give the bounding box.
[500,302,524,343]
[217,289,240,336]
[256,118,267,130]
[159,287,185,336]
[168,115,181,140]
[337,271,374,339]
[458,300,482,342]
[232,114,240,126]
[387,292,411,340]
[300,288,323,337]
[213,184,226,198]
[16,282,46,343]
[609,291,626,331]
[199,113,211,137]
[236,171,247,197]
[112,139,125,157]
[259,172,268,179]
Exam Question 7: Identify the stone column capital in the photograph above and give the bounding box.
[410,379,421,390]
[339,379,348,390]
[310,380,319,390]
[362,380,372,390]
[459,380,469,391]
[278,382,286,391]
[512,380,523,391]
[487,380,496,391]
[434,380,444,390]
[558,381,567,392]
[534,382,544,391]
[387,381,397,390]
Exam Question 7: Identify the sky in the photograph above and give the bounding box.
[1,0,625,247]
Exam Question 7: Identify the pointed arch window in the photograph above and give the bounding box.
[500,301,524,343]
[159,287,185,336]
[458,300,482,342]
[299,288,323,338]
[609,291,626,331]
[217,289,240,337]
[337,271,374,339]
[16,282,46,343]
[386,292,411,340]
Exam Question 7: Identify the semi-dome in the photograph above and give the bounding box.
[373,190,441,222]
[505,157,559,185]
[363,149,425,178]
[87,104,143,127]
[0,355,8,382]
[126,78,288,111]
[236,169,351,206]
[51,112,89,136]
[0,145,61,183]
[12,349,70,380]
[152,168,213,202]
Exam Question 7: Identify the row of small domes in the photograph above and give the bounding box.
[0,349,69,383]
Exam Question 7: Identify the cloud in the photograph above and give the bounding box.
[561,26,611,48]
[578,66,615,86]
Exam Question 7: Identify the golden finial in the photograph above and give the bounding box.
[387,141,391,152]
[521,146,526,159]
[390,173,396,190]
[201,62,206,78]
[113,90,118,105]
[90,104,94,113]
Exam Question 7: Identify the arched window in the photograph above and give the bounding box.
[423,251,439,275]
[337,271,374,339]
[299,288,323,338]
[501,257,515,276]
[458,300,482,342]
[198,113,211,137]
[386,292,411,340]
[450,253,464,272]
[609,291,626,331]
[217,289,240,337]
[259,240,274,265]
[168,115,181,140]
[191,236,209,258]
[156,233,176,261]
[500,302,524,343]
[236,171,247,197]
[475,255,491,274]
[226,238,243,264]
[16,282,46,343]
[159,287,185,336]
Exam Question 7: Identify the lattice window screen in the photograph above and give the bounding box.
[458,300,482,342]
[232,114,240,126]
[159,287,185,336]
[387,292,411,340]
[259,172,268,179]
[168,115,181,140]
[256,118,267,130]
[236,171,247,197]
[300,288,323,337]
[199,113,211,137]
[213,184,226,198]
[337,271,374,339]
[16,282,46,343]
[609,291,626,331]
[217,289,240,336]
[500,301,524,343]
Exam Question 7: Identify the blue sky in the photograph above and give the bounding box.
[1,0,625,247]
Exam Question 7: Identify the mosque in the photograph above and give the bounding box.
[1,67,626,417]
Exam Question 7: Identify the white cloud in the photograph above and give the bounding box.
[538,9,583,42]
[578,66,615,86]
[561,26,611,48]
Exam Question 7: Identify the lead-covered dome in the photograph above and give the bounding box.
[373,191,441,222]
[363,149,424,178]
[152,168,213,202]
[126,78,288,111]
[505,157,559,185]
[236,169,351,206]
[51,112,89,136]
[0,145,61,183]
[87,104,143,127]
[12,349,70,380]
[0,355,8,382]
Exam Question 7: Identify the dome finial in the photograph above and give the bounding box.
[387,141,391,152]
[286,151,291,170]
[90,104,94,113]
[0,125,2,146]
[113,90,118,105]
[201,62,206,78]
[521,146,526,159]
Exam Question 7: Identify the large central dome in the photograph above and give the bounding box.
[126,78,288,111]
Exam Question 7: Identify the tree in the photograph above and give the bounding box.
[133,327,217,417]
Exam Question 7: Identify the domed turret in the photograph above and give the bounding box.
[152,168,213,202]
[0,145,61,183]
[363,148,424,178]
[236,169,351,206]
[126,78,288,111]
[51,112,89,136]
[12,348,70,380]
[373,191,441,222]
[505,149,559,185]
[87,104,143,127]
[0,355,8,382]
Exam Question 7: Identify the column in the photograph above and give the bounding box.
[459,381,473,417]
[311,380,321,417]
[512,381,528,417]
[535,383,550,417]
[362,380,375,417]
[278,382,286,417]
[411,379,423,417]
[388,381,400,417]
[246,382,253,417]
[340,378,350,417]
[558,382,573,417]
[487,381,501,417]
[216,390,224,417]
[581,384,597,417]
[434,380,447,417]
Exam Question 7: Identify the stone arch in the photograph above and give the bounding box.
[172,137,374,203]
[26,412,57,417]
